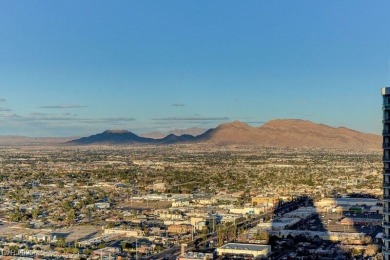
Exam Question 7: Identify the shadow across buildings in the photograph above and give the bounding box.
[266,194,382,260]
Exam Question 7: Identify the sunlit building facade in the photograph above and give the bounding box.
[382,87,390,259]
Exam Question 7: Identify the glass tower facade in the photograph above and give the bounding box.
[382,87,390,259]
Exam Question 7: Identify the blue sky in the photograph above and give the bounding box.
[0,1,389,137]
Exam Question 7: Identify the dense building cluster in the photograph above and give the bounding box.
[0,145,383,259]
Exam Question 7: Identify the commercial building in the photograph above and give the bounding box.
[178,244,213,260]
[168,224,193,234]
[382,87,390,260]
[251,196,279,207]
[103,228,144,237]
[335,197,378,207]
[178,252,213,260]
[216,243,271,258]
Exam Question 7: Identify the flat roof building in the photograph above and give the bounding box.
[335,197,378,207]
[216,243,271,258]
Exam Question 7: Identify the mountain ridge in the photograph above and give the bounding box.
[66,119,381,150]
[140,127,207,139]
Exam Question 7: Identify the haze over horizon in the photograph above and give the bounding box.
[1,1,389,137]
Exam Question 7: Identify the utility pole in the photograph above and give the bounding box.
[191,225,194,241]
[135,238,138,260]
[213,216,215,233]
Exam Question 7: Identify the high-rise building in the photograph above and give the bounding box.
[382,87,390,260]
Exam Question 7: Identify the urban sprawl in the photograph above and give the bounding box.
[0,145,383,259]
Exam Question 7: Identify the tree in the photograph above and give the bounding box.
[352,248,362,257]
[8,245,19,253]
[121,241,128,250]
[83,248,93,255]
[365,244,378,257]
[56,237,66,248]
[66,209,76,224]
[62,200,72,211]
[256,230,269,242]
[9,208,23,222]
[65,247,79,254]
[106,222,116,229]
[32,208,40,220]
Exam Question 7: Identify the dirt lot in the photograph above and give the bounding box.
[0,222,102,242]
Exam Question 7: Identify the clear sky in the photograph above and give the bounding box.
[0,1,389,137]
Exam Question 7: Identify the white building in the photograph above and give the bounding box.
[159,211,185,221]
[94,202,111,210]
[229,207,261,215]
[216,243,271,258]
[103,228,144,237]
[172,200,190,207]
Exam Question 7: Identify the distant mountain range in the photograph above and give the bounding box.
[140,127,207,139]
[66,129,199,145]
[67,119,381,150]
[0,136,74,146]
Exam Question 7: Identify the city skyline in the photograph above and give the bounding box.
[1,1,389,137]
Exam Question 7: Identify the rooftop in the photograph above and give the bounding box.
[382,87,390,95]
[219,243,269,251]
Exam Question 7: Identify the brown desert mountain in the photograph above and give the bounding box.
[199,119,381,149]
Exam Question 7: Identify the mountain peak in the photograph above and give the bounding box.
[103,129,130,134]
[263,118,311,127]
[217,120,250,129]
[199,119,380,149]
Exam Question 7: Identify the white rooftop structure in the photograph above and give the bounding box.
[217,243,271,257]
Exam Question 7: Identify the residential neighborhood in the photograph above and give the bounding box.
[0,145,383,259]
